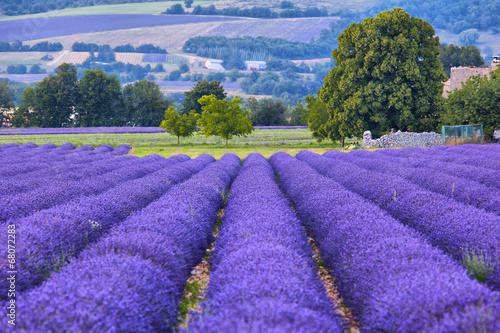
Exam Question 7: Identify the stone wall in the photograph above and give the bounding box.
[450,67,491,91]
[362,130,442,148]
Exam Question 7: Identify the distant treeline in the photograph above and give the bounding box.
[6,64,46,75]
[183,36,332,61]
[0,0,168,16]
[164,4,329,18]
[338,0,500,33]
[0,41,63,52]
[72,42,167,54]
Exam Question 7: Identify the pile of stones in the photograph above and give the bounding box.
[362,130,442,148]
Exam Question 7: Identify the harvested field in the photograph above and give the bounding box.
[0,14,247,43]
[115,52,143,64]
[207,17,339,42]
[22,21,229,50]
[20,16,338,51]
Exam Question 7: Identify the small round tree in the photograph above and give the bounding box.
[159,106,199,144]
[197,95,253,146]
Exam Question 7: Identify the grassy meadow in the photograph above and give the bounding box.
[0,129,362,159]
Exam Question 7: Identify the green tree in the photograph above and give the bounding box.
[458,29,480,46]
[179,63,190,73]
[11,86,34,127]
[169,70,182,81]
[321,8,446,146]
[167,4,185,14]
[30,63,78,127]
[442,70,500,138]
[159,106,199,143]
[0,79,14,109]
[123,80,170,126]
[197,95,253,145]
[438,44,484,77]
[182,80,227,115]
[0,79,14,125]
[305,93,331,143]
[289,102,307,126]
[184,0,194,8]
[249,98,288,126]
[75,69,122,127]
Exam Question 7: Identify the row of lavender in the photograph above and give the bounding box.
[10,154,241,332]
[308,144,500,289]
[3,143,500,331]
[271,151,500,331]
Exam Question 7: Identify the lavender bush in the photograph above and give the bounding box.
[0,154,206,295]
[271,151,500,331]
[298,151,500,290]
[187,153,342,332]
[11,154,240,332]
[323,150,500,215]
[350,149,500,190]
[0,152,181,223]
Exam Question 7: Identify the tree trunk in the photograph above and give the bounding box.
[177,135,179,144]
[341,137,345,148]
[225,138,228,146]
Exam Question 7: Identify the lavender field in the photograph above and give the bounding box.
[0,15,245,42]
[2,143,500,331]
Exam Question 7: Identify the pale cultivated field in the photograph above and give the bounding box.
[0,52,57,65]
[115,53,144,64]
[291,58,331,65]
[23,21,229,51]
[206,17,339,42]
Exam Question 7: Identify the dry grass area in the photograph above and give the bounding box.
[23,16,339,51]
[23,21,229,51]
[207,17,338,42]
[115,52,144,65]
[216,0,380,13]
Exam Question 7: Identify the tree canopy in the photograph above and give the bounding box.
[28,63,78,128]
[0,79,14,109]
[197,95,253,145]
[75,69,122,127]
[122,80,170,126]
[182,80,226,115]
[442,69,500,138]
[438,44,485,78]
[159,106,199,143]
[248,98,288,126]
[319,8,446,146]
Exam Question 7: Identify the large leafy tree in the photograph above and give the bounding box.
[197,95,253,145]
[321,8,446,146]
[159,106,199,144]
[182,80,226,115]
[29,63,78,127]
[122,80,169,126]
[442,69,500,138]
[75,69,122,127]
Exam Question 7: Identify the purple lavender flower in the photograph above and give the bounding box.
[187,153,342,332]
[271,151,500,331]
